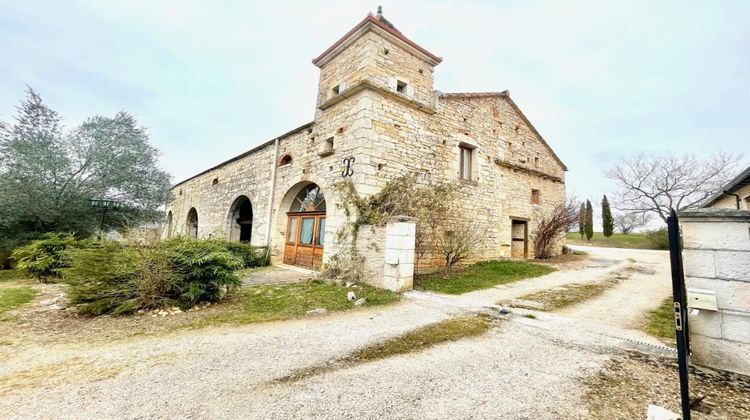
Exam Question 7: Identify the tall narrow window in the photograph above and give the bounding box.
[459,145,473,181]
[531,189,541,204]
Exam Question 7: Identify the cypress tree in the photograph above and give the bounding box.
[585,200,594,241]
[602,195,614,238]
[578,203,586,239]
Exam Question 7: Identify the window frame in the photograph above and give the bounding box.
[531,189,541,205]
[459,144,475,182]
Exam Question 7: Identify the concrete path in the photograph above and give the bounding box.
[241,265,314,287]
[0,246,674,419]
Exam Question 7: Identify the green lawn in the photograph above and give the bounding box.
[193,280,401,326]
[0,269,30,283]
[644,297,675,342]
[415,260,555,295]
[566,232,656,249]
[0,287,37,315]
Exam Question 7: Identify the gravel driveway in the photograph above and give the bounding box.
[0,247,677,419]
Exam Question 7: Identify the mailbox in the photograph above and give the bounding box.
[686,288,718,311]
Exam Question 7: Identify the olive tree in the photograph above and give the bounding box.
[0,88,171,238]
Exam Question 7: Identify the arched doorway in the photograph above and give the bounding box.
[186,208,198,238]
[283,183,326,270]
[227,196,253,242]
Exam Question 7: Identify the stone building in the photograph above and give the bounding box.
[702,166,750,210]
[165,11,567,286]
[678,166,750,375]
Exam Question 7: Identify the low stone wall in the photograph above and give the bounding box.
[680,208,750,376]
[354,216,416,292]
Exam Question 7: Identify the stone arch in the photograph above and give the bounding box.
[186,208,198,238]
[166,211,173,238]
[227,195,253,242]
[277,181,327,270]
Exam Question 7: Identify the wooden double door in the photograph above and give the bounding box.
[283,211,325,270]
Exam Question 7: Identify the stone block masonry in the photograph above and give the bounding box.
[164,11,567,287]
[680,208,750,376]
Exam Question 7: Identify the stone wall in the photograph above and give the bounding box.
[708,184,750,210]
[354,216,416,292]
[680,208,750,376]
[165,14,567,286]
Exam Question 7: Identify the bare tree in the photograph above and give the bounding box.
[533,201,579,259]
[436,221,482,270]
[614,213,649,234]
[607,153,741,223]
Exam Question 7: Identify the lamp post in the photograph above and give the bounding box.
[90,198,122,240]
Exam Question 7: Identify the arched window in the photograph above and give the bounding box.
[290,184,326,212]
[279,154,292,166]
[186,208,198,238]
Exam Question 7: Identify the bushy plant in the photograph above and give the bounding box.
[160,237,244,307]
[219,241,269,268]
[64,242,142,315]
[646,228,669,250]
[11,233,90,281]
[64,237,244,315]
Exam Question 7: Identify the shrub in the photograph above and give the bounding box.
[64,242,142,315]
[219,241,269,268]
[646,228,669,250]
[0,237,28,269]
[533,201,579,259]
[64,237,244,315]
[11,233,91,281]
[160,238,244,306]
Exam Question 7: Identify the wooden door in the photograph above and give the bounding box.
[284,212,325,270]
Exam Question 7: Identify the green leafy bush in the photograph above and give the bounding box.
[219,241,269,268]
[646,228,669,250]
[11,233,91,281]
[160,238,244,306]
[64,237,244,315]
[64,242,142,315]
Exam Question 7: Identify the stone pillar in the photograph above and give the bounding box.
[382,216,417,292]
[679,208,750,375]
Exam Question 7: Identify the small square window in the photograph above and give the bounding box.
[332,85,340,96]
[396,80,407,94]
[531,189,541,204]
[534,157,540,167]
[318,137,334,157]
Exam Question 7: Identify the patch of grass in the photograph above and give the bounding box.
[523,314,537,319]
[510,279,618,311]
[644,298,675,341]
[416,260,555,295]
[352,316,492,361]
[566,232,655,249]
[275,315,493,383]
[193,280,401,327]
[0,269,31,283]
[0,287,37,315]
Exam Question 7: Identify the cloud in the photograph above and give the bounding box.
[0,0,748,199]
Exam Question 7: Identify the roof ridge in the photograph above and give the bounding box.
[312,13,442,66]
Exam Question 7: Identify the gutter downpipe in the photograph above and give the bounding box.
[723,190,741,210]
[265,138,280,258]
[266,137,279,253]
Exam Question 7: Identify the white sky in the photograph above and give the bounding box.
[1,0,748,221]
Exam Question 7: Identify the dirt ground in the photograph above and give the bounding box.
[1,247,748,419]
